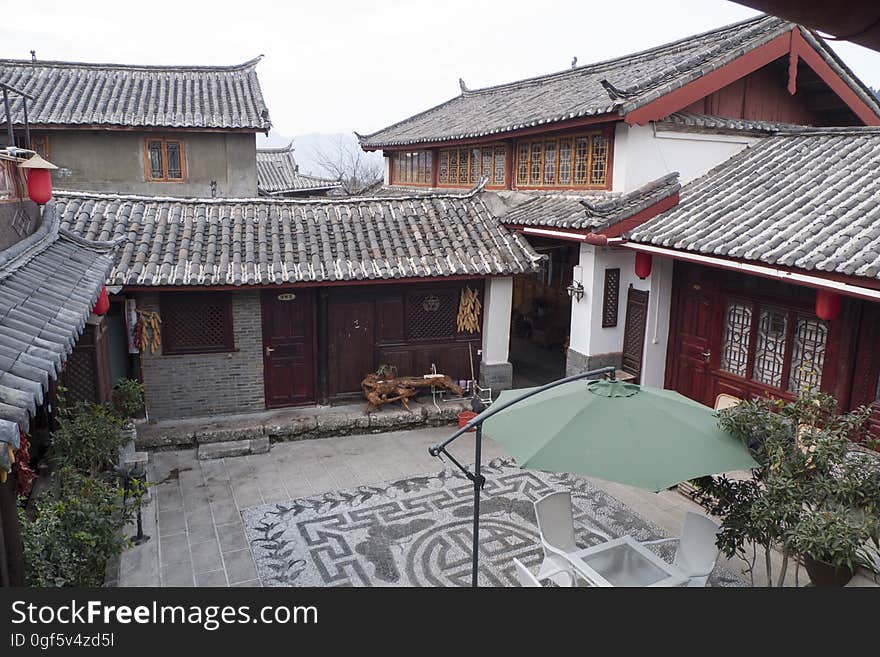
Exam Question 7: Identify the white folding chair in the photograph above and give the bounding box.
[641,511,721,587]
[533,491,611,587]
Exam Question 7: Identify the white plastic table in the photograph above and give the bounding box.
[566,535,689,587]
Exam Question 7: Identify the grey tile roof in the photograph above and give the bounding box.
[0,206,117,429]
[0,57,270,131]
[55,189,541,286]
[492,173,680,231]
[659,112,803,134]
[256,142,341,195]
[359,16,880,149]
[629,127,880,279]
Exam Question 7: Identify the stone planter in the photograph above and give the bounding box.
[803,555,855,587]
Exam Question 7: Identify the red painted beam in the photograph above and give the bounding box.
[600,192,680,238]
[791,28,880,126]
[625,32,793,126]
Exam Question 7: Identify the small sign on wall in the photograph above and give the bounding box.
[277,293,296,301]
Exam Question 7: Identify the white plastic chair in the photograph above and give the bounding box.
[533,491,611,587]
[641,511,721,587]
[512,558,544,587]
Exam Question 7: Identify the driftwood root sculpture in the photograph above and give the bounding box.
[362,374,464,411]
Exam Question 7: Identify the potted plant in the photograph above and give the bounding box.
[694,392,880,587]
[375,364,398,381]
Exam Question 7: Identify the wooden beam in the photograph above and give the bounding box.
[625,32,793,125]
[787,30,799,95]
[791,28,880,125]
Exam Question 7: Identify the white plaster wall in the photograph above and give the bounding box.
[612,123,759,193]
[383,153,390,185]
[568,245,648,359]
[481,276,513,364]
[640,254,674,388]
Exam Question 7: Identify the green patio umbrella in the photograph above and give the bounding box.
[482,378,756,492]
[429,367,757,587]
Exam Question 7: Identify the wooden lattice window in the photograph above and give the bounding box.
[717,297,828,394]
[391,150,433,185]
[145,138,187,182]
[161,293,234,354]
[406,289,459,341]
[601,268,620,328]
[515,131,611,189]
[437,143,506,187]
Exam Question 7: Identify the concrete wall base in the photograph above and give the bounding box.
[479,361,513,392]
[565,348,621,377]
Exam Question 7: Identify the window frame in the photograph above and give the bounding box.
[389,150,434,187]
[30,134,50,160]
[716,295,829,396]
[513,129,612,190]
[436,142,508,190]
[144,137,188,183]
[160,293,235,355]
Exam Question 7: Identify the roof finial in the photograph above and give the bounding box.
[30,50,36,62]
[459,78,469,93]
[571,56,577,69]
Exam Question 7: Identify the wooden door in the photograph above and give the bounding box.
[667,280,715,406]
[261,290,316,407]
[849,302,880,438]
[621,287,649,383]
[328,299,376,395]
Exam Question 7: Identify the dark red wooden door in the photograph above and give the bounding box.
[328,299,375,395]
[668,281,715,406]
[621,287,649,383]
[849,303,880,438]
[261,290,316,407]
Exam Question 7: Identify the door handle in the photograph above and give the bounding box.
[702,350,711,362]
[265,346,275,356]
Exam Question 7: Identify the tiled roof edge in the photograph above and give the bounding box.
[0,54,264,73]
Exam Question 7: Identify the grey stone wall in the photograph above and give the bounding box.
[46,131,257,197]
[479,361,513,393]
[565,348,621,377]
[138,291,265,419]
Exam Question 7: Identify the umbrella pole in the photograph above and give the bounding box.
[471,423,483,588]
[429,365,616,587]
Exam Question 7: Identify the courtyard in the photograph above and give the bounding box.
[111,426,879,588]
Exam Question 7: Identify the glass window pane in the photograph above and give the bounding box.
[558,139,572,185]
[530,142,543,185]
[494,144,506,185]
[517,143,529,185]
[753,306,788,388]
[165,142,182,179]
[544,141,557,185]
[148,140,164,179]
[720,301,752,377]
[574,137,589,185]
[789,316,827,394]
[590,134,609,186]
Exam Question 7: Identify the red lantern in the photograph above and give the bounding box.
[26,168,52,205]
[634,252,653,279]
[92,286,110,316]
[815,289,842,321]
[19,153,58,205]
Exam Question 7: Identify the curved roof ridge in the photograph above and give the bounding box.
[0,54,264,72]
[256,140,295,154]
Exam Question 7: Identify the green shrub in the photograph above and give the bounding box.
[20,468,132,587]
[110,378,145,419]
[52,403,126,476]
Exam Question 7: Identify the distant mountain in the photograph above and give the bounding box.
[256,131,383,179]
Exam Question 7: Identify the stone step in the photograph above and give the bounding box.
[197,436,270,460]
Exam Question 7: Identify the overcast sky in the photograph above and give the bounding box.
[4,0,879,139]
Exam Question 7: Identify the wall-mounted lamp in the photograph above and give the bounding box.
[567,265,585,302]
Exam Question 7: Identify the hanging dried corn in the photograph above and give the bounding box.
[457,286,482,333]
[134,309,163,354]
